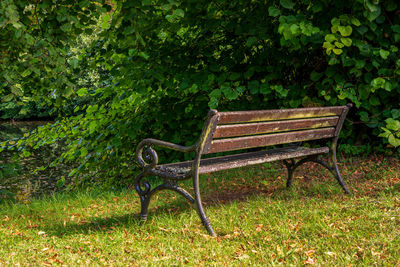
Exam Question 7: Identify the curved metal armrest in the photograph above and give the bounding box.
[136,138,197,169]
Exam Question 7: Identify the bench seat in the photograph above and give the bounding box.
[156,146,329,175]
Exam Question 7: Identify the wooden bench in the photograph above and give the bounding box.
[134,104,352,236]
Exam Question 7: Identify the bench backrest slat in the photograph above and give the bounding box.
[218,106,343,124]
[213,116,339,139]
[205,128,335,154]
[201,105,349,155]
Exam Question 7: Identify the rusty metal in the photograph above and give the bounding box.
[284,155,350,194]
[213,116,339,138]
[206,127,335,154]
[134,104,352,236]
[218,106,344,124]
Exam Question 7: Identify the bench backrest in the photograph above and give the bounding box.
[201,105,351,154]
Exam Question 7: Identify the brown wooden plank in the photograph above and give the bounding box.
[213,116,339,138]
[205,127,335,154]
[218,106,344,124]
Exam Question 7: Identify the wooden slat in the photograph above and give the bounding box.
[213,116,339,138]
[199,147,329,174]
[218,106,344,124]
[157,146,330,174]
[205,128,335,154]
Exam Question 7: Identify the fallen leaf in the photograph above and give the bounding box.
[304,257,316,265]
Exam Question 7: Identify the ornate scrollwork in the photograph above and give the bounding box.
[134,172,151,196]
[136,142,158,169]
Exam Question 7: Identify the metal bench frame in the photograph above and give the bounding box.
[134,104,352,236]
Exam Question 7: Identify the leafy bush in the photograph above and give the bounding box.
[1,0,399,186]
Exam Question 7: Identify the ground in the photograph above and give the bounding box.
[0,155,399,265]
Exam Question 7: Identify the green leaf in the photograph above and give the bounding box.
[310,71,322,81]
[338,26,352,36]
[379,49,390,59]
[290,24,300,34]
[69,58,79,69]
[388,134,400,147]
[351,18,361,26]
[21,69,32,77]
[334,42,344,48]
[208,97,218,109]
[385,1,397,12]
[391,25,400,33]
[165,14,174,22]
[384,81,392,92]
[138,52,149,60]
[174,9,185,18]
[224,89,239,100]
[385,118,400,131]
[188,84,198,93]
[3,94,14,102]
[365,1,378,12]
[325,34,336,42]
[355,60,366,69]
[333,48,343,55]
[340,38,352,46]
[280,0,295,9]
[268,7,280,17]
[76,88,88,97]
[331,18,340,26]
[209,89,221,98]
[11,85,23,96]
[391,109,400,119]
[259,84,270,94]
[371,77,385,89]
[365,6,381,21]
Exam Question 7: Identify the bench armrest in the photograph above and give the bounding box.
[136,138,196,168]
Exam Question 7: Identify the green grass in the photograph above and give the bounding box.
[0,156,399,265]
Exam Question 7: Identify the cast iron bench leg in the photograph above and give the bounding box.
[193,172,216,237]
[284,159,296,188]
[284,155,350,194]
[331,150,351,194]
[135,171,198,225]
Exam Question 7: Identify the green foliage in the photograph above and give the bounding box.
[0,0,108,114]
[0,0,399,185]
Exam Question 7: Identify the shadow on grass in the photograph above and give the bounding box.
[44,186,344,237]
[46,212,141,237]
[43,156,400,237]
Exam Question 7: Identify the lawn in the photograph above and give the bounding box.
[0,155,399,265]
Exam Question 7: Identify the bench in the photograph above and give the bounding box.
[134,104,352,236]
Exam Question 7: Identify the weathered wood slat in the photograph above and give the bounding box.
[156,146,330,174]
[218,106,344,124]
[199,146,329,174]
[213,116,339,138]
[205,128,335,154]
